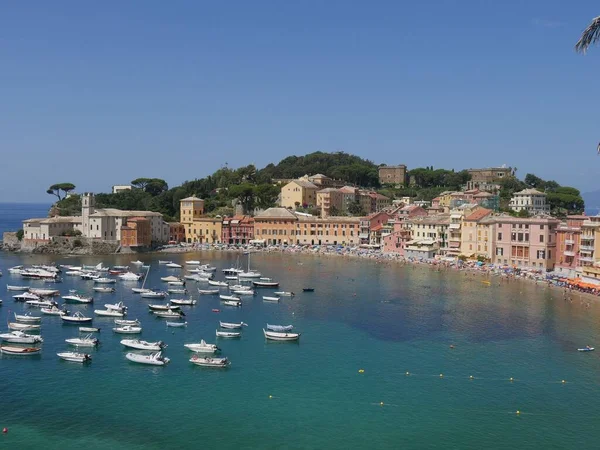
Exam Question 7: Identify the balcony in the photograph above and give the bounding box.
[565,239,575,245]
[580,245,595,252]
[581,235,595,241]
[579,256,594,263]
[564,251,575,257]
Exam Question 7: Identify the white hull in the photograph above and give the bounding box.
[125,352,169,365]
[79,327,100,332]
[113,326,142,334]
[140,291,167,299]
[114,319,140,326]
[166,321,187,327]
[274,292,295,297]
[233,290,255,296]
[93,287,115,293]
[170,299,196,305]
[6,285,30,291]
[263,329,300,341]
[14,314,41,323]
[219,295,241,301]
[41,307,68,316]
[66,338,98,347]
[208,280,228,287]
[0,346,41,355]
[8,322,41,331]
[216,330,241,338]
[198,289,219,295]
[153,311,184,318]
[57,352,91,363]
[189,356,230,367]
[132,288,152,294]
[184,340,219,353]
[263,296,280,302]
[94,309,125,317]
[61,312,93,323]
[94,278,116,284]
[222,300,241,307]
[219,321,246,329]
[63,295,93,304]
[0,331,43,344]
[120,339,165,351]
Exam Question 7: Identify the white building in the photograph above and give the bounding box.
[82,193,168,243]
[112,185,132,194]
[23,216,82,242]
[509,189,550,214]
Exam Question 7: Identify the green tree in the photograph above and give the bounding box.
[254,184,279,209]
[131,178,168,196]
[229,183,256,214]
[524,173,545,189]
[46,183,76,201]
[517,209,530,218]
[348,200,365,216]
[16,229,24,241]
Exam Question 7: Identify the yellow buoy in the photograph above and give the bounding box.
[358,369,365,373]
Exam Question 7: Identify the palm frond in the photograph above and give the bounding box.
[575,16,600,54]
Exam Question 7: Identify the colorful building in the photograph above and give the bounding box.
[120,217,151,247]
[359,212,392,245]
[460,208,493,260]
[316,188,344,217]
[509,189,550,214]
[169,222,186,243]
[222,215,254,244]
[554,215,587,277]
[578,216,600,283]
[280,180,318,209]
[253,208,298,245]
[293,216,360,246]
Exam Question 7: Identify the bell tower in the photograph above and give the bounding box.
[82,192,96,236]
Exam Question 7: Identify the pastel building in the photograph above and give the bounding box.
[359,212,392,245]
[22,216,83,243]
[222,215,254,244]
[492,215,560,270]
[578,216,600,283]
[554,215,587,278]
[120,217,151,247]
[253,208,298,245]
[509,189,550,214]
[293,216,360,246]
[280,180,318,209]
[316,188,344,217]
[460,208,493,260]
[405,214,450,257]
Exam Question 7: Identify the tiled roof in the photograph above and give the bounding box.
[514,188,545,195]
[90,209,163,217]
[289,180,318,189]
[464,208,492,222]
[180,196,204,202]
[255,208,299,219]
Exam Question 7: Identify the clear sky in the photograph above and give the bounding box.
[1,1,600,202]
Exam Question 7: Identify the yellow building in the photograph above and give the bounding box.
[316,188,344,217]
[460,208,493,259]
[294,215,360,246]
[437,191,458,208]
[179,197,222,243]
[280,180,318,209]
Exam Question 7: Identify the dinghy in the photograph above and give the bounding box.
[578,346,595,352]
[93,286,115,293]
[262,296,280,302]
[8,322,41,331]
[120,339,166,351]
[253,280,279,287]
[6,285,30,292]
[209,280,228,287]
[170,298,197,306]
[263,329,301,341]
[274,291,295,297]
[114,319,140,326]
[41,306,68,316]
[184,340,219,353]
[166,321,187,328]
[160,276,181,283]
[79,326,100,333]
[0,346,41,355]
[113,325,142,334]
[222,300,241,307]
[216,329,241,338]
[266,324,294,332]
[166,263,182,269]
[198,289,219,295]
[14,312,42,323]
[94,309,125,317]
[219,321,247,329]
[0,330,43,344]
[132,288,152,294]
[233,290,255,296]
[148,304,180,311]
[125,351,169,366]
[140,290,167,299]
[153,310,184,318]
[189,355,230,367]
[186,260,201,265]
[167,280,185,286]
[219,295,241,302]
[105,302,127,312]
[57,352,91,363]
[61,311,93,323]
[94,277,116,284]
[65,334,99,347]
[302,288,315,292]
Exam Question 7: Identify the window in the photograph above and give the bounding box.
[539,235,544,243]
[496,248,504,256]
[540,224,545,230]
[525,233,529,241]
[497,232,502,241]
[537,250,546,259]
[511,232,516,241]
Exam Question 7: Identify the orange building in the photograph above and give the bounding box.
[121,217,151,247]
[169,222,186,243]
[253,208,298,245]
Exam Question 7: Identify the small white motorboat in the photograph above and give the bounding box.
[126,351,169,366]
[263,329,300,341]
[199,265,217,272]
[13,292,41,302]
[219,295,241,302]
[266,324,294,332]
[140,290,167,299]
[65,270,83,276]
[132,288,152,294]
[189,355,230,367]
[93,286,115,293]
[41,306,68,316]
[233,290,255,296]
[186,260,201,265]
[184,340,219,353]
[94,309,125,317]
[114,319,140,326]
[198,289,219,295]
[167,280,185,286]
[158,260,172,265]
[238,271,261,279]
[112,265,129,271]
[104,301,127,312]
[80,272,99,280]
[6,285,30,292]
[170,298,197,306]
[153,310,184,318]
[0,330,43,344]
[262,296,280,302]
[148,304,180,311]
[8,322,41,331]
[62,293,93,304]
[26,299,57,308]
[66,334,99,347]
[0,346,41,355]
[8,265,24,274]
[131,260,144,266]
[166,321,187,328]
[61,311,93,323]
[219,321,247,329]
[209,280,228,287]
[578,346,595,352]
[216,329,241,338]
[229,285,251,291]
[253,280,279,288]
[94,278,116,284]
[225,275,239,280]
[79,326,100,333]
[113,325,142,334]
[119,272,142,281]
[14,312,42,323]
[223,267,243,275]
[222,300,241,307]
[57,352,91,363]
[166,263,182,269]
[121,339,166,351]
[274,291,295,297]
[168,288,187,294]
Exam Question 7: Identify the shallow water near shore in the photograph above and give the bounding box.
[1,250,600,449]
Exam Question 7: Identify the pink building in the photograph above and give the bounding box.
[492,216,560,270]
[395,205,428,221]
[554,215,587,277]
[382,221,412,254]
[359,211,391,245]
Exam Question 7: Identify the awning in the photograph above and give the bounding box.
[449,242,460,248]
[449,223,460,229]
[450,214,462,219]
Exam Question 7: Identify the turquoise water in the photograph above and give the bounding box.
[0,251,599,449]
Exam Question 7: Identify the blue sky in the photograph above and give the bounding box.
[1,1,600,202]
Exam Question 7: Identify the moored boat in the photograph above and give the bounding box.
[303,288,315,292]
[0,346,41,355]
[153,310,185,318]
[94,278,116,284]
[274,291,295,297]
[29,288,60,297]
[62,292,93,304]
[0,330,43,344]
[104,301,127,312]
[79,326,100,333]
[26,299,57,308]
[140,290,167,299]
[216,329,241,338]
[125,351,169,365]
[166,263,182,269]
[94,309,125,317]
[578,346,595,352]
[253,280,280,288]
[8,322,41,331]
[57,352,91,363]
[14,312,42,323]
[41,306,68,316]
[65,334,99,347]
[61,311,93,323]
[170,297,196,306]
[158,260,172,265]
[167,288,187,294]
[263,329,300,341]
[121,339,166,351]
[6,285,30,292]
[189,355,230,367]
[266,324,294,332]
[114,319,140,326]
[93,286,115,293]
[219,321,247,329]
[148,304,180,311]
[119,272,142,281]
[14,292,41,302]
[262,296,280,302]
[184,340,219,353]
[113,325,142,334]
[233,289,255,296]
[219,295,241,302]
[166,321,187,327]
[198,289,219,295]
[222,300,241,307]
[209,280,228,287]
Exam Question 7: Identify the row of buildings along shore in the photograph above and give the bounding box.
[19,166,597,284]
